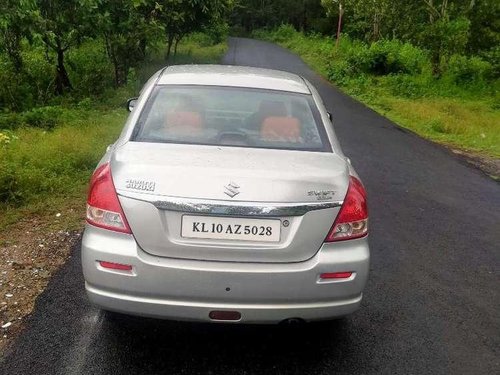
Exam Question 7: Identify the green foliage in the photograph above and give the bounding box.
[238,0,498,68]
[35,0,97,94]
[445,55,493,84]
[154,0,233,59]
[256,27,500,157]
[0,0,233,108]
[0,35,227,218]
[95,0,159,86]
[369,40,426,75]
[325,37,429,81]
[204,21,230,44]
[269,24,298,43]
[467,0,500,54]
[231,0,329,35]
[0,110,124,206]
[0,114,23,130]
[479,46,500,79]
[0,0,37,71]
[67,40,115,96]
[22,106,64,129]
[420,17,471,74]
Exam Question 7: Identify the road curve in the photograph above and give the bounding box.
[1,38,499,375]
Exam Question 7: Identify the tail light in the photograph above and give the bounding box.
[325,176,368,242]
[86,163,132,234]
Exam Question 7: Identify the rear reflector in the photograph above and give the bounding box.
[320,272,353,280]
[209,311,242,321]
[99,261,133,271]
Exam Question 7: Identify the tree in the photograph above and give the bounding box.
[155,0,233,61]
[464,0,500,54]
[36,0,96,94]
[421,0,475,75]
[95,0,158,86]
[322,0,408,42]
[321,0,344,46]
[0,0,36,71]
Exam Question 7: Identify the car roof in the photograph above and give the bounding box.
[157,65,311,94]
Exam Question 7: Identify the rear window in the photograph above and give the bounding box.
[132,85,330,152]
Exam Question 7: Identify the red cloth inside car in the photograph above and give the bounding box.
[261,116,301,142]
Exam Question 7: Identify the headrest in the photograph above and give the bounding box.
[261,116,301,142]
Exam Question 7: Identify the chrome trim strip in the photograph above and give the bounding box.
[117,191,342,217]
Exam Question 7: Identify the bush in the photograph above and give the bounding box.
[367,41,407,75]
[480,46,500,79]
[326,38,428,83]
[445,55,493,85]
[271,24,299,43]
[0,113,23,130]
[0,111,124,207]
[385,75,429,98]
[187,32,216,48]
[0,58,35,112]
[67,40,115,97]
[0,161,23,204]
[21,47,55,106]
[396,43,429,75]
[204,22,230,44]
[352,40,427,76]
[327,60,354,85]
[22,106,65,130]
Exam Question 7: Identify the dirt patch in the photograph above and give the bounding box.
[0,217,81,354]
[451,149,500,180]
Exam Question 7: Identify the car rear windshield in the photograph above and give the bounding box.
[132,85,330,152]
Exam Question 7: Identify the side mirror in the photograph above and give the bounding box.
[126,98,138,112]
[327,112,333,121]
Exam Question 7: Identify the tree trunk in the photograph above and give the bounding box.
[112,55,128,86]
[4,31,23,72]
[8,49,23,72]
[431,50,441,77]
[139,38,147,58]
[113,60,121,86]
[428,0,434,24]
[55,42,72,95]
[335,3,343,48]
[372,13,381,41]
[165,33,174,61]
[174,36,182,57]
[105,35,127,87]
[301,0,307,31]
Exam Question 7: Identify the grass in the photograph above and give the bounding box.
[369,97,499,156]
[0,110,125,231]
[0,35,227,234]
[254,27,500,159]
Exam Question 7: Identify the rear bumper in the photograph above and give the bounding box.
[82,224,370,323]
[86,284,362,323]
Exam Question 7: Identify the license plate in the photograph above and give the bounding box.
[181,215,281,242]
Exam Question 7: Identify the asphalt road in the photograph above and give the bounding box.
[1,38,499,375]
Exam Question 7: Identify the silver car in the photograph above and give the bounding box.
[82,65,369,324]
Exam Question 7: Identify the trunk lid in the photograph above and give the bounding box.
[112,142,349,263]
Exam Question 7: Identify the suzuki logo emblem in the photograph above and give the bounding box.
[224,182,240,198]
